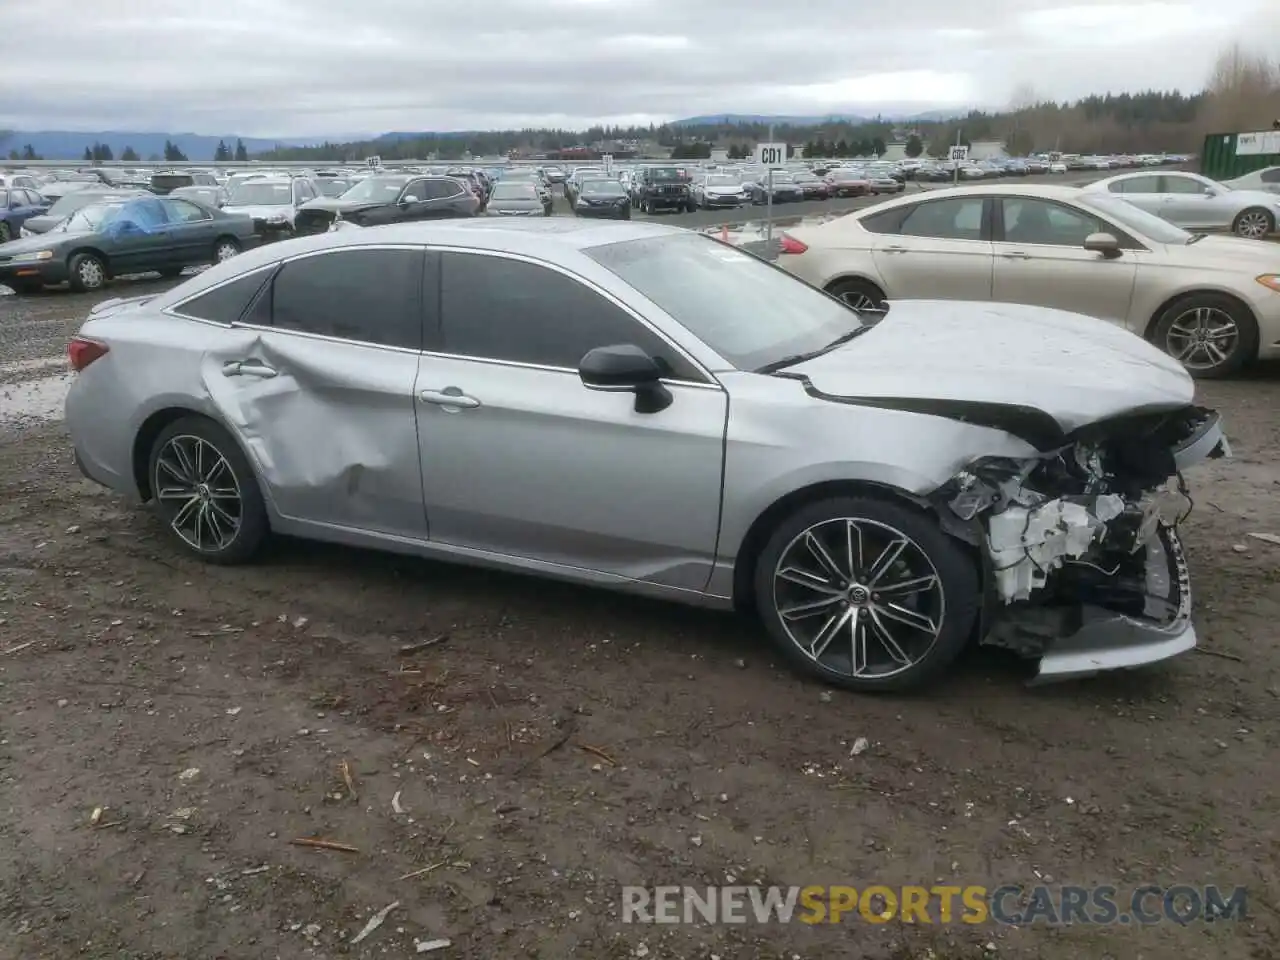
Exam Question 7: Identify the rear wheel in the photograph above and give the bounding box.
[213,237,240,262]
[68,252,107,293]
[1233,207,1274,240]
[753,496,980,692]
[148,416,269,564]
[158,267,184,278]
[1152,292,1257,378]
[826,278,887,313]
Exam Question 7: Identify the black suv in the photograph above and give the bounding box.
[293,174,480,235]
[636,166,694,214]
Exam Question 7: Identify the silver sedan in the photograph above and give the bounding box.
[1084,170,1280,239]
[65,220,1225,691]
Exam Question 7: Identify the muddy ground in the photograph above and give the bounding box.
[0,278,1278,960]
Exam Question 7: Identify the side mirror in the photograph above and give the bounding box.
[400,195,419,205]
[579,343,672,413]
[1083,232,1122,258]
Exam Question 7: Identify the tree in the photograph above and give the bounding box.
[83,146,93,162]
[1202,42,1280,133]
[120,146,139,162]
[1005,128,1035,156]
[214,139,231,161]
[834,138,849,157]
[21,144,38,161]
[904,134,924,158]
[163,139,188,162]
[234,138,248,161]
[7,150,17,161]
[871,137,887,157]
[97,143,113,162]
[147,153,161,162]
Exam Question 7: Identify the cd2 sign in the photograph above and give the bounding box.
[756,143,787,166]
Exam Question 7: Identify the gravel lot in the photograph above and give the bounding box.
[1,207,1278,959]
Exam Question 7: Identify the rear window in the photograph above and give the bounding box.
[173,267,275,325]
[151,173,194,193]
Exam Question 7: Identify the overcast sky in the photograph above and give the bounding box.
[1,0,1275,138]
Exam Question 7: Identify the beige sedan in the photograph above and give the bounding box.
[777,184,1280,377]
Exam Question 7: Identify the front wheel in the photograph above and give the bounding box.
[148,416,269,564]
[754,496,980,692]
[1233,207,1274,240]
[1152,292,1257,378]
[0,222,10,243]
[68,252,107,293]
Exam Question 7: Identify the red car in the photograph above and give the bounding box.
[824,169,871,197]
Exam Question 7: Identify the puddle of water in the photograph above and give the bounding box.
[0,373,72,423]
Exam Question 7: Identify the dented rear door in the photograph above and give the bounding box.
[204,245,429,538]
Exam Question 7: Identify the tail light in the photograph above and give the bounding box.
[778,234,808,255]
[68,336,108,372]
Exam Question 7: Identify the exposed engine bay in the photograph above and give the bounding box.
[932,405,1229,681]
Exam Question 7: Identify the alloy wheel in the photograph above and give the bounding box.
[1165,306,1239,372]
[838,290,879,311]
[215,242,239,262]
[771,517,945,680]
[1235,211,1270,239]
[153,434,243,552]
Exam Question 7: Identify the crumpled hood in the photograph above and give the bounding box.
[222,203,294,221]
[786,299,1193,434]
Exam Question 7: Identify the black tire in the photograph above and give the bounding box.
[68,252,107,293]
[685,201,696,213]
[0,222,10,243]
[826,278,887,313]
[147,416,269,564]
[1151,292,1257,379]
[158,266,183,278]
[753,496,980,692]
[1232,207,1274,240]
[642,198,652,215]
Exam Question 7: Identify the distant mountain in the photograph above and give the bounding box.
[673,109,966,127]
[4,130,327,161]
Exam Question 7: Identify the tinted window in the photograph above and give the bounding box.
[268,248,421,349]
[1262,168,1280,183]
[1161,175,1207,195]
[440,252,699,379]
[1109,175,1160,194]
[405,179,434,200]
[1001,198,1103,246]
[176,267,274,324]
[859,206,910,234]
[897,197,985,240]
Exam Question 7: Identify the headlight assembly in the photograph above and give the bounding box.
[11,250,54,263]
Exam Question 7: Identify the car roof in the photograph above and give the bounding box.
[155,219,685,308]
[851,184,1088,209]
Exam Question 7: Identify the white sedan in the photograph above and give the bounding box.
[775,183,1280,378]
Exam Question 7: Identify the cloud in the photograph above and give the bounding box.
[0,0,1271,137]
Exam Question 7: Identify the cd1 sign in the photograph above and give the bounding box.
[756,143,787,166]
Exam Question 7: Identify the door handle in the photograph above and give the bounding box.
[419,388,480,409]
[882,245,909,254]
[222,359,278,378]
[1001,251,1032,260]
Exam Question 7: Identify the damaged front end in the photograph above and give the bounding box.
[933,406,1230,682]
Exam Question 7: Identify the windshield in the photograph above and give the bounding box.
[338,177,408,203]
[492,182,539,200]
[706,175,739,186]
[317,179,350,197]
[584,233,868,371]
[582,180,624,195]
[47,191,131,217]
[648,168,685,182]
[227,182,292,205]
[1080,194,1192,244]
[59,202,123,233]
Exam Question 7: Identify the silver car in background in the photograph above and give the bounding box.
[65,220,1225,691]
[1084,170,1280,239]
